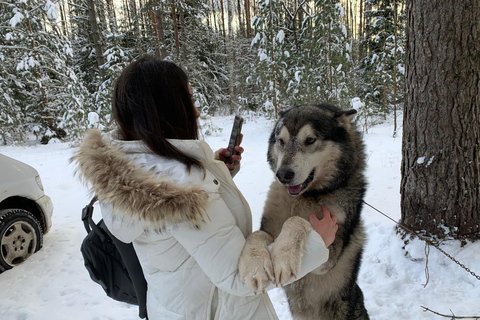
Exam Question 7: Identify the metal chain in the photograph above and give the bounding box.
[362,201,480,282]
[428,240,480,281]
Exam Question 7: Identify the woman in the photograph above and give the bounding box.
[73,56,337,320]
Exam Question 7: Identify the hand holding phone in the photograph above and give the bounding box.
[226,115,244,164]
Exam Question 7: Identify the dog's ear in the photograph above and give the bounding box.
[334,109,357,129]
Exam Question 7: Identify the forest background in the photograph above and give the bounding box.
[0,0,404,144]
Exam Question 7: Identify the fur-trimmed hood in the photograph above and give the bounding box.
[71,129,210,230]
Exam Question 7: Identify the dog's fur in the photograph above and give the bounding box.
[239,104,369,319]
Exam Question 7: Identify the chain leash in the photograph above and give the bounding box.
[362,201,480,282]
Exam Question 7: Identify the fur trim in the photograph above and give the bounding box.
[71,129,209,229]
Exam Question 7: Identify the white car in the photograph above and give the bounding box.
[0,153,53,273]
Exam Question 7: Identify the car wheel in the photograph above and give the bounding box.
[0,209,43,273]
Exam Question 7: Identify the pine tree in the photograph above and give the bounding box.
[250,0,352,116]
[1,0,89,143]
[358,0,405,121]
[298,0,352,107]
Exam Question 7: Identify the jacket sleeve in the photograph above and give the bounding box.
[169,185,329,297]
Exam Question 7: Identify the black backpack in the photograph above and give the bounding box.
[81,197,148,319]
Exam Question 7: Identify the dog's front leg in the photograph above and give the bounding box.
[271,216,312,286]
[239,230,275,293]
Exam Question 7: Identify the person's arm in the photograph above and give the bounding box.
[169,189,329,297]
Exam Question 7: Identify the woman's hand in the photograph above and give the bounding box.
[309,207,338,247]
[215,134,244,171]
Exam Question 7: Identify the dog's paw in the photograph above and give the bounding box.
[239,231,275,293]
[271,216,312,286]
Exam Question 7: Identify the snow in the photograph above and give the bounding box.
[1,115,479,319]
[294,71,301,83]
[351,97,365,111]
[45,0,59,21]
[9,12,24,28]
[251,33,261,46]
[276,30,285,44]
[259,52,268,61]
[341,25,347,38]
[336,4,345,18]
[16,57,39,71]
[87,112,100,128]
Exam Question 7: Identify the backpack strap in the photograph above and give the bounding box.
[81,196,105,241]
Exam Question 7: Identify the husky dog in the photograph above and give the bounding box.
[239,104,369,319]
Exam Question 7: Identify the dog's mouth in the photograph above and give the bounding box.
[287,170,315,196]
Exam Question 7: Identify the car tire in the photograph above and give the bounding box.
[0,209,43,273]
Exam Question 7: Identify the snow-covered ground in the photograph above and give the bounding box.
[1,115,479,320]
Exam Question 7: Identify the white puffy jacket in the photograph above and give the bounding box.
[73,129,329,320]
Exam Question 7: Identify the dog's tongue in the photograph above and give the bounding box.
[287,184,302,195]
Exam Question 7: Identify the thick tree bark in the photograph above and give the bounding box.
[401,0,480,240]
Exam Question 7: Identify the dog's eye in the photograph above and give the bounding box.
[305,137,316,146]
[278,138,285,146]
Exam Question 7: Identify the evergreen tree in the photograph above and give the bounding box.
[68,0,105,93]
[250,0,290,116]
[358,0,405,120]
[250,0,351,116]
[0,0,89,143]
[170,0,231,114]
[296,0,352,107]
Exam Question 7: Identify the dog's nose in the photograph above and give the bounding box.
[276,168,295,184]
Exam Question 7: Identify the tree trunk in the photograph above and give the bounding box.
[150,10,161,58]
[170,0,180,58]
[59,0,68,37]
[86,0,105,77]
[179,0,187,61]
[358,0,366,60]
[269,0,277,117]
[237,0,244,37]
[220,0,227,42]
[393,0,398,135]
[154,2,167,59]
[105,0,118,34]
[244,0,251,38]
[401,0,480,240]
[124,0,132,26]
[130,0,143,55]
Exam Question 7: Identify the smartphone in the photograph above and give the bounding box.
[226,115,244,164]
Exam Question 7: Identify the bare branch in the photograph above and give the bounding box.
[421,306,480,319]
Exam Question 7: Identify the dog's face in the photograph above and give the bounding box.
[267,105,357,196]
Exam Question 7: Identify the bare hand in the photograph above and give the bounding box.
[215,134,244,171]
[309,207,338,247]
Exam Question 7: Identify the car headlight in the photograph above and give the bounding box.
[35,175,44,191]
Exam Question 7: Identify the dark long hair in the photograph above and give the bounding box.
[112,56,202,171]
